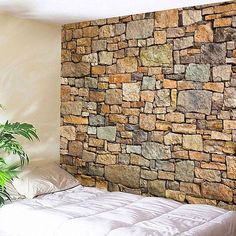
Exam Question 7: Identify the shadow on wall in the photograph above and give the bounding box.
[0,13,61,163]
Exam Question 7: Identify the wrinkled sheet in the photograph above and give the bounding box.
[0,185,236,236]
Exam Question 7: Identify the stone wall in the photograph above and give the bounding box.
[61,1,236,210]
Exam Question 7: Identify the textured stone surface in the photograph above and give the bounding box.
[155,9,178,28]
[183,135,203,151]
[182,10,202,26]
[142,76,156,90]
[89,115,105,126]
[62,62,90,77]
[140,114,156,131]
[154,89,170,107]
[195,168,221,182]
[105,89,122,105]
[117,57,137,73]
[105,165,140,188]
[123,83,140,101]
[226,156,236,179]
[224,88,236,108]
[61,101,83,115]
[140,44,173,66]
[202,182,233,202]
[185,64,210,82]
[61,2,236,207]
[201,43,226,65]
[177,90,212,115]
[97,126,116,141]
[148,180,166,197]
[195,24,213,42]
[126,19,154,39]
[142,142,171,160]
[174,37,193,50]
[99,51,113,65]
[176,161,194,182]
[213,65,231,81]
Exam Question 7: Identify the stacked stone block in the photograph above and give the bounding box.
[61,1,236,210]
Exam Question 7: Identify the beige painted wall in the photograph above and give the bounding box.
[0,13,61,163]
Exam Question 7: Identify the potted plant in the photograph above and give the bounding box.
[0,105,38,206]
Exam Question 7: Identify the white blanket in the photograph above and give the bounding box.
[0,185,236,236]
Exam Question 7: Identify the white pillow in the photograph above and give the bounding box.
[12,163,79,199]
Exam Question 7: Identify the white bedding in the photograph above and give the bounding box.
[0,185,236,236]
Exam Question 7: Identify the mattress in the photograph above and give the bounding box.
[0,185,235,236]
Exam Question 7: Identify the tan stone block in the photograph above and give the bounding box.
[130,101,145,108]
[96,178,108,190]
[166,190,186,202]
[202,7,214,15]
[154,31,166,44]
[189,151,210,161]
[183,135,203,151]
[206,120,223,131]
[117,57,138,73]
[97,154,116,165]
[177,81,194,90]
[186,196,217,205]
[156,122,171,131]
[130,154,150,167]
[140,114,156,131]
[180,182,201,197]
[212,154,225,163]
[92,65,106,75]
[122,108,140,116]
[140,91,155,102]
[224,120,236,130]
[201,162,226,170]
[187,48,201,55]
[214,3,236,14]
[158,171,175,180]
[123,83,140,101]
[101,104,110,114]
[76,175,96,187]
[203,82,224,92]
[109,114,128,124]
[227,156,236,179]
[150,131,164,143]
[214,18,232,27]
[182,10,202,26]
[64,116,88,125]
[61,85,71,102]
[107,143,121,152]
[77,38,91,46]
[194,23,213,43]
[109,74,131,83]
[78,88,89,97]
[89,91,105,102]
[223,142,236,155]
[202,182,233,202]
[195,167,221,182]
[211,131,231,141]
[164,132,182,145]
[155,9,178,28]
[89,138,104,147]
[83,26,99,37]
[166,112,184,123]
[163,79,177,89]
[172,123,196,134]
[172,150,189,159]
[98,82,108,89]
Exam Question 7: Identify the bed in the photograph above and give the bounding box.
[0,185,236,236]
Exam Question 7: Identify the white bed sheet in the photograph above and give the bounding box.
[0,185,235,236]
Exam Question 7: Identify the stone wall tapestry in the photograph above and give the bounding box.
[61,1,236,210]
